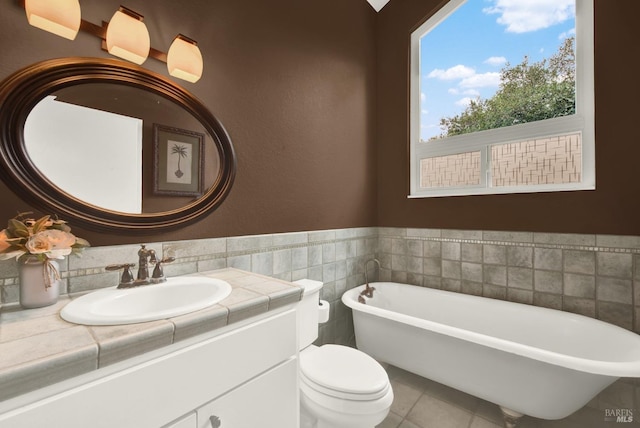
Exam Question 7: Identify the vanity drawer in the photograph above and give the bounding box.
[163,413,197,428]
[196,358,298,428]
[0,309,297,428]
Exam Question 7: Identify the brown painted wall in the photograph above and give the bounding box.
[0,0,377,246]
[3,0,638,247]
[376,0,640,235]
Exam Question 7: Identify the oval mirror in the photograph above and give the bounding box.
[0,58,236,232]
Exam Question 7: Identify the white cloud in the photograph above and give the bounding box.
[450,88,481,97]
[484,56,507,67]
[459,72,501,89]
[421,109,429,115]
[559,27,576,40]
[428,65,476,80]
[483,0,575,33]
[455,97,474,107]
[421,123,439,130]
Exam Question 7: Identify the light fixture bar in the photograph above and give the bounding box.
[79,19,168,63]
[17,0,203,81]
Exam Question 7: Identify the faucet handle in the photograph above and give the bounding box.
[151,257,175,282]
[106,263,136,288]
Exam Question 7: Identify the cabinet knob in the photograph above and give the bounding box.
[210,415,221,428]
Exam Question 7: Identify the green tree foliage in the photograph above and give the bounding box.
[435,37,575,139]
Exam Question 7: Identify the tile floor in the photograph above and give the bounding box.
[376,365,639,428]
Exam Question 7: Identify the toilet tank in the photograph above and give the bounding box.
[293,279,324,350]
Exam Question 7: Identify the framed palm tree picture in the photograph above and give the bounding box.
[153,124,204,197]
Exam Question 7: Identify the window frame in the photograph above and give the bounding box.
[409,0,594,198]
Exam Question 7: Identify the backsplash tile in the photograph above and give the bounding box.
[597,252,633,278]
[1,227,379,347]
[534,270,563,294]
[164,238,226,259]
[507,246,533,268]
[564,273,596,298]
[534,232,595,246]
[483,231,532,243]
[596,277,632,304]
[534,247,563,271]
[442,242,461,261]
[378,227,640,333]
[564,250,596,275]
[483,245,506,265]
[507,267,533,290]
[461,262,482,283]
[461,243,481,263]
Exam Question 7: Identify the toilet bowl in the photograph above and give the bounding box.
[294,279,393,428]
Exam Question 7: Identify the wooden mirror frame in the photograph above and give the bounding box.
[0,57,236,233]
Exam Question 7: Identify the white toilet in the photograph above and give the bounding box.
[294,279,393,428]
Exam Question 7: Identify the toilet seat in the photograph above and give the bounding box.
[300,344,390,401]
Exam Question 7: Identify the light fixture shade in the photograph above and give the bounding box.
[167,34,203,83]
[106,6,150,65]
[25,0,81,40]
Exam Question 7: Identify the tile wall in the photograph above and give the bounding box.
[2,226,639,424]
[378,227,640,333]
[2,226,640,342]
[0,227,378,346]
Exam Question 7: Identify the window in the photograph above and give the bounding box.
[409,0,594,197]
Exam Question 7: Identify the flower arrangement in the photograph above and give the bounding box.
[0,212,90,262]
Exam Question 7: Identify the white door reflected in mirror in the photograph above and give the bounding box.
[24,95,143,213]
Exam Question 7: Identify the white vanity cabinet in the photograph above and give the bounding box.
[196,358,298,427]
[164,413,197,428]
[0,309,298,428]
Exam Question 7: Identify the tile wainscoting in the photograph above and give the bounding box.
[0,228,378,346]
[378,228,640,333]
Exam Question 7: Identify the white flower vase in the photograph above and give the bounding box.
[19,256,60,309]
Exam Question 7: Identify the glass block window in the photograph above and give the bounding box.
[420,151,481,188]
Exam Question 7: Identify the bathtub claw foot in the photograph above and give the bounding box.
[499,407,523,428]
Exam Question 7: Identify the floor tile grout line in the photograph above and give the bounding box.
[402,390,426,428]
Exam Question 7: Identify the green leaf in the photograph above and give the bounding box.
[73,237,91,248]
[32,215,51,234]
[7,219,29,238]
[50,222,71,233]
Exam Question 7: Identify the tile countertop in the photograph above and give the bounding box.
[0,268,303,403]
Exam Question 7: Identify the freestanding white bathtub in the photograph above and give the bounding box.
[342,282,640,423]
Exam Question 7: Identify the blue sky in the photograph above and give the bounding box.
[420,0,576,141]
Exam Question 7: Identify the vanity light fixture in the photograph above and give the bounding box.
[167,34,203,83]
[24,0,81,40]
[105,6,150,65]
[19,0,204,83]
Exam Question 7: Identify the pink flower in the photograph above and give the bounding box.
[25,229,76,259]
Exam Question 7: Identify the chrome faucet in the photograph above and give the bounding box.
[359,258,380,303]
[106,244,175,288]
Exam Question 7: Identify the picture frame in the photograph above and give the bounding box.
[153,124,204,197]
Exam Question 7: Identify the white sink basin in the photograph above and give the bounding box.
[61,277,232,325]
